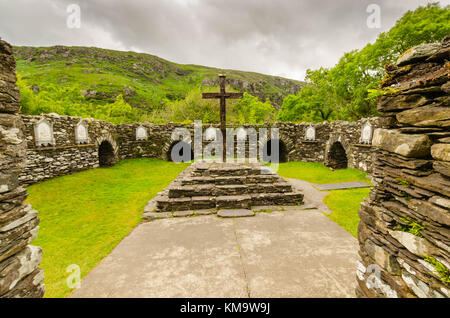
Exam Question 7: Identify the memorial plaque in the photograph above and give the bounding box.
[136,125,148,141]
[34,118,55,146]
[205,127,217,141]
[75,120,89,144]
[360,123,373,144]
[236,127,247,141]
[305,126,316,141]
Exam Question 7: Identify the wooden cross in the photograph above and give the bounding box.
[202,74,243,162]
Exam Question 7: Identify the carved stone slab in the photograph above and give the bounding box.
[136,125,148,141]
[34,118,55,147]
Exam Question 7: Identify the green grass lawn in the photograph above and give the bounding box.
[277,161,370,184]
[278,162,371,238]
[26,158,188,298]
[323,188,371,237]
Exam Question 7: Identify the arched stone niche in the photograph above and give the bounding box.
[95,133,119,167]
[75,120,89,144]
[136,125,148,141]
[360,122,373,144]
[305,125,316,141]
[34,118,55,147]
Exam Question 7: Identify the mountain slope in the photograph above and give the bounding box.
[14,46,305,115]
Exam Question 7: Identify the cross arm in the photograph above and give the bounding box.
[202,93,221,99]
[202,92,244,99]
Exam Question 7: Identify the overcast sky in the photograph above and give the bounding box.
[0,0,448,80]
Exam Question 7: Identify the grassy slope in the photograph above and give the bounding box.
[14,46,304,112]
[277,162,371,238]
[26,159,188,298]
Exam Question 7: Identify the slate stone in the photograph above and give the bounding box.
[433,160,450,177]
[389,230,438,258]
[396,43,441,66]
[431,143,450,162]
[173,210,194,217]
[396,105,450,128]
[142,212,172,221]
[217,209,255,218]
[194,209,216,215]
[372,129,432,158]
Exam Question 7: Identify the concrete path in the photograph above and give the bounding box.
[71,207,359,298]
[287,178,332,214]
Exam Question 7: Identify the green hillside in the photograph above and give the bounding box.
[14,46,304,123]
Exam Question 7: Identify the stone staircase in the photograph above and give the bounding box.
[143,161,304,219]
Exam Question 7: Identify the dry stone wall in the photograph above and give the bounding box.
[19,114,117,185]
[116,119,381,172]
[19,117,381,185]
[0,40,44,298]
[356,37,450,298]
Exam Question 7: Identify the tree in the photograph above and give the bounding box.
[235,93,275,124]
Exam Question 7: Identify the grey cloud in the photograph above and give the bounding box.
[0,0,448,80]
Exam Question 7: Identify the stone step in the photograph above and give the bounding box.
[168,183,293,198]
[181,174,281,186]
[192,165,274,177]
[217,209,255,218]
[251,192,304,206]
[155,191,304,212]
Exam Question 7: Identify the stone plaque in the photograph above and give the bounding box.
[136,125,148,141]
[34,118,55,147]
[236,127,247,141]
[205,127,217,141]
[75,120,89,144]
[305,125,316,141]
[360,122,373,144]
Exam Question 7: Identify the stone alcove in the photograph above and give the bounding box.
[96,133,118,167]
[98,140,116,167]
[262,139,288,163]
[326,141,348,169]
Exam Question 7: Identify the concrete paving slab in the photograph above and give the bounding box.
[234,207,358,298]
[71,206,359,298]
[72,216,248,298]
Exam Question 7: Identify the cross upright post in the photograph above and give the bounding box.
[202,74,243,162]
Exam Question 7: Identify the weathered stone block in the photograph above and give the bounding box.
[431,143,450,162]
[396,105,450,127]
[396,43,441,66]
[408,199,450,227]
[389,231,438,258]
[173,210,194,217]
[217,209,255,218]
[432,160,450,177]
[372,129,432,158]
[0,245,43,296]
[364,239,401,275]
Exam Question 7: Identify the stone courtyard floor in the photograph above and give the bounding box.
[72,178,359,298]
